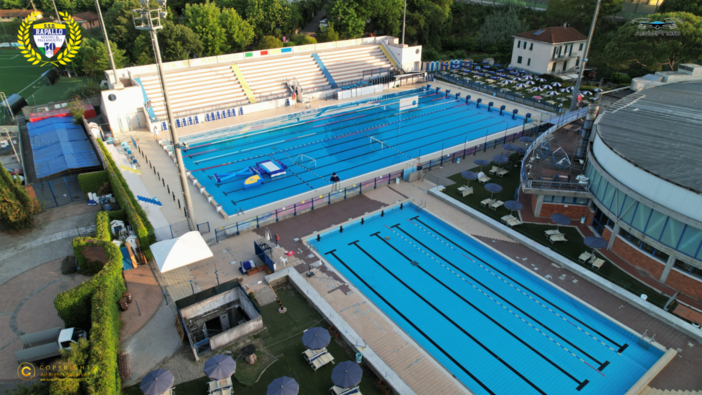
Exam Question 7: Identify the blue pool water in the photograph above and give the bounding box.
[180,89,525,214]
[308,204,663,395]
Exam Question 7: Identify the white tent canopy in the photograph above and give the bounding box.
[151,231,213,273]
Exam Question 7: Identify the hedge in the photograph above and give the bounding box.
[95,139,155,260]
[95,211,111,242]
[0,164,39,230]
[54,238,125,395]
[77,171,109,197]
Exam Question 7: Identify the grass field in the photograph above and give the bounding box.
[0,48,91,123]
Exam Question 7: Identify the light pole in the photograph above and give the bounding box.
[132,0,196,231]
[569,0,601,112]
[95,0,123,89]
[401,0,406,45]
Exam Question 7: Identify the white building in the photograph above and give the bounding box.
[510,26,587,76]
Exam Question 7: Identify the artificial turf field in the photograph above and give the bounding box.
[0,48,91,122]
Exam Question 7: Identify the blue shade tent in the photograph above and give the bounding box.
[550,213,571,231]
[302,327,331,350]
[204,354,236,380]
[493,155,509,164]
[267,376,299,395]
[332,361,363,389]
[26,117,100,179]
[485,183,503,198]
[140,369,174,395]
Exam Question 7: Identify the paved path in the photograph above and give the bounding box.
[301,3,326,36]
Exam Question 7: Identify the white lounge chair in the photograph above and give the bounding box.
[501,215,516,224]
[578,252,592,263]
[497,168,510,177]
[303,348,327,362]
[458,185,473,197]
[480,198,495,207]
[331,385,361,395]
[544,229,563,237]
[490,200,504,210]
[549,234,567,243]
[489,166,500,175]
[311,352,334,371]
[507,218,522,227]
[592,258,605,270]
[478,175,491,183]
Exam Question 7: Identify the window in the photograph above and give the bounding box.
[592,207,613,236]
[518,40,521,48]
[529,43,533,50]
[576,58,580,67]
[527,58,531,66]
[524,41,528,49]
[553,47,558,58]
[579,43,584,51]
[674,260,702,280]
[619,228,670,262]
[543,196,590,205]
[517,56,523,64]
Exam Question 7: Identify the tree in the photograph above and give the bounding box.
[216,0,248,17]
[0,164,40,230]
[604,12,702,71]
[49,338,90,395]
[477,7,529,51]
[245,0,292,36]
[65,81,103,100]
[184,1,227,56]
[73,38,127,77]
[364,0,403,36]
[546,0,624,32]
[326,0,366,39]
[404,0,452,48]
[220,8,255,52]
[159,21,204,60]
[317,23,339,42]
[290,33,317,45]
[255,35,283,49]
[659,0,702,16]
[104,0,142,62]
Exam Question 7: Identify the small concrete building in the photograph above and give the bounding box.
[177,280,263,360]
[510,26,587,76]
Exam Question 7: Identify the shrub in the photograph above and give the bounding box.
[609,72,632,84]
[0,164,40,230]
[68,100,85,125]
[54,239,125,395]
[256,36,284,50]
[77,171,110,197]
[64,80,103,101]
[95,211,111,242]
[72,237,107,276]
[48,338,90,394]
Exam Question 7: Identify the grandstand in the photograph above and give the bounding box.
[237,55,330,98]
[318,46,395,85]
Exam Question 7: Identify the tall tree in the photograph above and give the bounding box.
[404,0,452,48]
[326,0,366,39]
[104,0,142,62]
[604,12,702,71]
[220,8,255,52]
[245,0,291,36]
[73,37,127,77]
[317,23,340,42]
[255,35,283,49]
[159,21,204,60]
[546,0,624,32]
[216,0,248,17]
[658,0,702,16]
[184,1,226,56]
[477,6,529,51]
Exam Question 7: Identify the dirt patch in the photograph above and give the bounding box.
[83,244,109,264]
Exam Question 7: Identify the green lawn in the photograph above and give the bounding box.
[441,164,670,309]
[0,48,91,122]
[123,288,385,395]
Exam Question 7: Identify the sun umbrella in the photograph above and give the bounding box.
[536,78,547,82]
[518,136,534,143]
[204,355,236,380]
[474,159,490,172]
[593,88,603,92]
[545,91,558,96]
[267,377,299,395]
[503,200,523,216]
[493,154,509,164]
[558,88,569,93]
[501,80,512,85]
[461,171,479,186]
[550,213,571,232]
[515,83,527,88]
[542,84,553,89]
[581,91,592,96]
[140,369,174,395]
[502,144,516,152]
[523,75,533,80]
[331,361,363,389]
[530,87,542,92]
[552,82,562,87]
[302,327,331,350]
[584,236,608,264]
[484,183,503,198]
[514,147,526,154]
[525,81,536,86]
[534,95,542,100]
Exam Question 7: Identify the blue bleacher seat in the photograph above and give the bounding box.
[227,109,232,118]
[211,112,215,121]
[194,116,199,124]
[188,117,193,126]
[206,113,210,122]
[239,108,243,116]
[176,119,181,128]
[162,122,168,131]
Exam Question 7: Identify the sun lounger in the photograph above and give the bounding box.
[549,234,567,243]
[490,200,504,210]
[303,348,327,362]
[458,185,473,197]
[311,352,334,371]
[578,252,592,263]
[478,175,491,183]
[592,258,605,270]
[501,215,516,223]
[544,229,563,236]
[480,198,495,207]
[331,386,361,395]
[507,218,522,227]
[489,166,500,175]
[497,168,510,177]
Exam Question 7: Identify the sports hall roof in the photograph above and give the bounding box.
[26,117,100,179]
[596,81,702,194]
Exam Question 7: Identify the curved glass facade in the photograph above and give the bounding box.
[584,164,702,262]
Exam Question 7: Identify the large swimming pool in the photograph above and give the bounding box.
[308,204,663,395]
[180,88,526,214]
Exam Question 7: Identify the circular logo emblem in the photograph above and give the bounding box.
[17,362,36,381]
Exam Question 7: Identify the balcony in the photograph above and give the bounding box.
[551,53,579,61]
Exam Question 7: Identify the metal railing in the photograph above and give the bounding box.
[172,98,251,119]
[362,67,396,79]
[432,72,563,113]
[523,179,590,193]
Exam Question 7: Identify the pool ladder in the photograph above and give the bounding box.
[638,330,656,349]
[412,199,427,211]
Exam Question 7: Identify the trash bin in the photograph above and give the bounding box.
[456,157,461,164]
[355,352,363,363]
[395,178,400,184]
[119,297,129,311]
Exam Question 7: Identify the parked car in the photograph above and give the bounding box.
[15,327,87,364]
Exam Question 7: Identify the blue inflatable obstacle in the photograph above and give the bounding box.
[214,160,289,188]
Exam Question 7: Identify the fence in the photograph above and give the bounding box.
[32,175,86,209]
[152,220,211,242]
[432,72,563,113]
[363,67,395,79]
[214,122,549,244]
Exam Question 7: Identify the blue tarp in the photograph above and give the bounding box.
[26,117,100,179]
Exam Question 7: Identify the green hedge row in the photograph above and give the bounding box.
[54,238,125,395]
[77,171,110,197]
[96,139,155,260]
[0,164,39,230]
[95,211,111,242]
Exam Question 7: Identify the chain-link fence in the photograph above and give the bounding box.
[32,175,85,209]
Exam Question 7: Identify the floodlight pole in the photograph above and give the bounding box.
[569,0,601,112]
[51,0,61,22]
[94,0,122,89]
[401,0,406,45]
[133,4,196,231]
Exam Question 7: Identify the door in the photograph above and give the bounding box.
[219,313,230,332]
[563,61,568,71]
